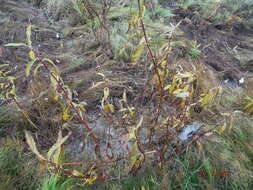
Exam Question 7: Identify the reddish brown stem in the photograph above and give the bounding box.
[137,0,164,101]
[164,128,215,162]
[40,60,99,144]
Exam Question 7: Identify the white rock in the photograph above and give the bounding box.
[239,77,245,84]
[179,123,200,141]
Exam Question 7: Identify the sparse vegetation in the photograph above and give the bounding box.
[1,0,253,189]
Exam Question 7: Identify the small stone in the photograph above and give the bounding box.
[239,77,244,84]
[179,123,200,141]
[56,33,62,40]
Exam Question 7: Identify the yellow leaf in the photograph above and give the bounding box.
[228,115,234,132]
[53,143,64,165]
[129,142,139,166]
[127,106,135,116]
[89,81,105,90]
[77,104,87,112]
[72,170,85,177]
[244,97,253,114]
[196,141,203,154]
[164,84,171,91]
[26,58,37,77]
[62,106,71,121]
[172,89,190,98]
[103,103,115,113]
[128,143,144,174]
[160,60,167,69]
[132,44,144,65]
[26,24,32,47]
[85,169,97,185]
[216,124,226,134]
[47,131,71,162]
[166,78,178,93]
[244,101,253,111]
[140,0,146,18]
[128,12,139,31]
[136,116,143,129]
[204,131,213,136]
[50,71,59,91]
[123,90,127,103]
[119,108,128,112]
[42,58,59,73]
[200,87,222,107]
[157,68,165,77]
[29,50,36,61]
[52,95,59,102]
[128,116,143,140]
[4,43,28,47]
[25,130,44,160]
[103,87,110,99]
[33,63,43,76]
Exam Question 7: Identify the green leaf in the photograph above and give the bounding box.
[26,58,37,77]
[0,64,9,68]
[4,43,28,47]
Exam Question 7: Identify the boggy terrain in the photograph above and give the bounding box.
[0,0,253,189]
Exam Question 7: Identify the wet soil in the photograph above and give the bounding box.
[1,0,253,157]
[171,6,253,82]
[1,0,253,104]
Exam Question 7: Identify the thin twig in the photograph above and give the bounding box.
[40,60,99,144]
[137,0,164,101]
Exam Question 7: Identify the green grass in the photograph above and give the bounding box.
[0,105,21,136]
[40,172,160,190]
[1,1,253,190]
[176,0,253,24]
[0,138,41,190]
[41,176,74,190]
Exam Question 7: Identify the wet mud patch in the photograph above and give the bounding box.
[171,6,253,82]
[0,0,146,153]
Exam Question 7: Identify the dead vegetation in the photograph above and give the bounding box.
[0,0,253,189]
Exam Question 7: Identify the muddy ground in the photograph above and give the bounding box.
[1,0,253,100]
[1,0,253,160]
